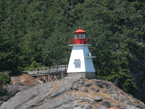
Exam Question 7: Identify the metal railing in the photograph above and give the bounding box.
[69,38,92,44]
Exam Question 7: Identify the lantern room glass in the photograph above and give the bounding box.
[75,34,85,39]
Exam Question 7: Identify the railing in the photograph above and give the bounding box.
[28,65,68,76]
[85,38,92,44]
[69,38,92,44]
[69,38,75,44]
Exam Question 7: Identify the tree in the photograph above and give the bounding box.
[0,72,10,89]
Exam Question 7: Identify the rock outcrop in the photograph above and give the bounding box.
[0,74,145,109]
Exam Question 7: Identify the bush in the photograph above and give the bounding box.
[0,72,10,88]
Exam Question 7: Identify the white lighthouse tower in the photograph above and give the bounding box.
[67,27,96,79]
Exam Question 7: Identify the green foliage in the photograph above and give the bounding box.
[24,61,46,71]
[0,0,145,96]
[0,73,10,88]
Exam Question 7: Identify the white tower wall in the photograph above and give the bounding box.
[67,44,95,78]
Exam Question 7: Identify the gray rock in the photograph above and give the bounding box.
[21,85,30,90]
[0,81,55,109]
[77,83,84,88]
[81,104,85,108]
[74,104,80,107]
[79,80,84,84]
[135,104,145,109]
[121,95,130,100]
[111,94,119,100]
[117,90,124,94]
[78,77,85,84]
[128,94,133,98]
[51,75,82,98]
[103,88,117,94]
[127,100,134,105]
[100,101,111,108]
[55,100,83,109]
[37,80,43,84]
[72,100,83,103]
[73,86,79,90]
[91,87,99,92]
[86,97,95,104]
[0,96,3,100]
[0,88,8,95]
[14,82,24,86]
[117,104,125,109]
[95,83,103,88]
[3,90,19,102]
[74,107,82,109]
[85,104,92,109]
[84,82,92,87]
[94,97,102,102]
[140,102,145,106]
[1,75,144,109]
[38,92,76,109]
[98,106,106,109]
[0,101,3,105]
[7,82,22,94]
[94,80,111,89]
[125,105,140,109]
[103,89,112,94]
[81,87,88,92]
[79,97,94,104]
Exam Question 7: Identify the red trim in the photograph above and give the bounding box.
[75,39,85,44]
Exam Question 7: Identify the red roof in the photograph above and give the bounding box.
[74,27,86,34]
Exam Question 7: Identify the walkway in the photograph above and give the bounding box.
[28,65,68,76]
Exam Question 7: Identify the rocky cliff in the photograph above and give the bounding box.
[0,75,145,109]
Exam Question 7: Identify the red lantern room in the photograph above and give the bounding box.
[69,27,92,45]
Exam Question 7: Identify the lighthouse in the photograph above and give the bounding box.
[67,27,96,79]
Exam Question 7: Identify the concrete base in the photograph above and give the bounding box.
[67,72,95,79]
[86,72,95,79]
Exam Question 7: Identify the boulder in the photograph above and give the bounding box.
[79,80,84,84]
[73,86,79,90]
[94,97,102,102]
[91,87,99,92]
[111,94,119,100]
[125,105,140,109]
[81,87,88,93]
[100,101,112,108]
[98,106,106,109]
[94,80,111,89]
[84,82,92,87]
[77,83,84,88]
[85,104,92,109]
[84,97,95,104]
[95,83,104,88]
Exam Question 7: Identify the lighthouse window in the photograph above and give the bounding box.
[81,34,85,38]
[79,34,82,38]
[83,34,85,38]
[75,35,79,39]
[74,59,81,68]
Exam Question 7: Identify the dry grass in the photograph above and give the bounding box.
[51,80,61,92]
